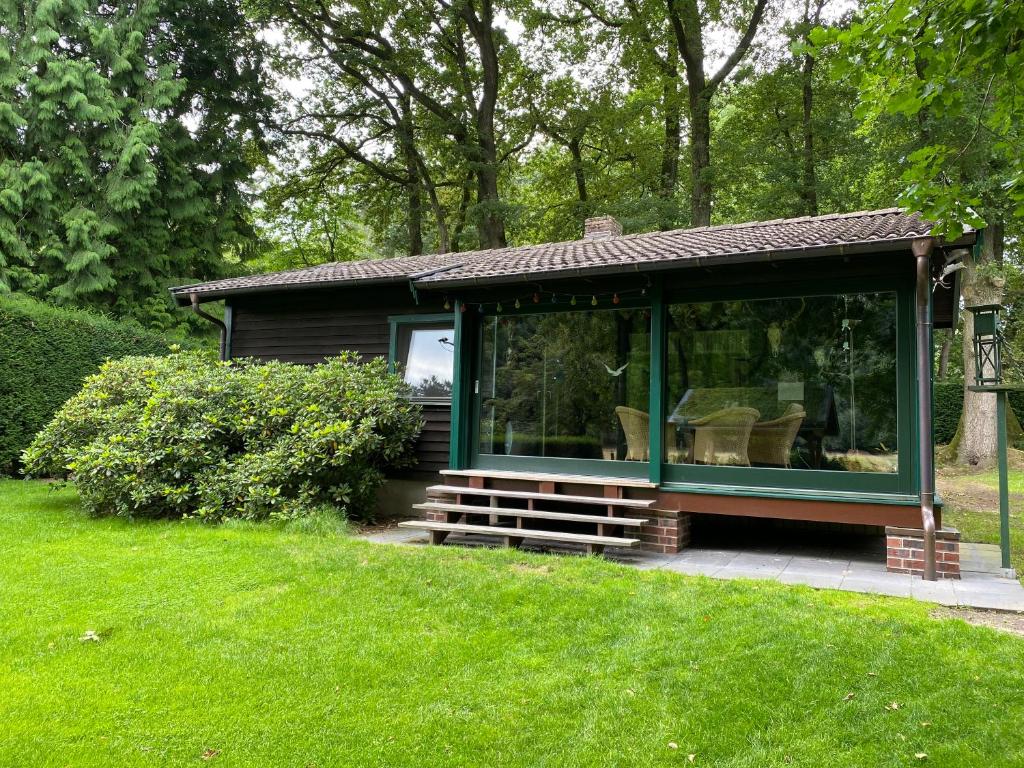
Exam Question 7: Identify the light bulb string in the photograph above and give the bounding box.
[444,285,646,314]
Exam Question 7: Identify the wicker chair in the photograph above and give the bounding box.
[747,403,806,468]
[689,407,761,466]
[615,406,650,461]
[614,406,686,462]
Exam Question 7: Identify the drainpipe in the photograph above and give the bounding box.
[189,293,228,361]
[913,237,937,581]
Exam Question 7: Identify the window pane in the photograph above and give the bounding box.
[665,293,898,473]
[401,327,454,398]
[478,309,651,461]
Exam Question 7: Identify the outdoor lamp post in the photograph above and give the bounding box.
[966,303,1015,575]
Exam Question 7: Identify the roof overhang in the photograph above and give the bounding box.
[415,234,978,291]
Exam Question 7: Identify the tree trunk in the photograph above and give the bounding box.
[955,223,1005,466]
[406,179,423,256]
[463,0,507,250]
[936,329,952,380]
[688,85,712,227]
[569,136,588,205]
[799,47,818,216]
[658,56,682,228]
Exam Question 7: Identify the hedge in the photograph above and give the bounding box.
[0,295,191,474]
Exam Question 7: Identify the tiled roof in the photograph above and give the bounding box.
[170,251,464,303]
[172,209,955,302]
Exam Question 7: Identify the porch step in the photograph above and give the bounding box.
[414,501,649,527]
[398,520,641,551]
[426,485,656,509]
[440,468,657,489]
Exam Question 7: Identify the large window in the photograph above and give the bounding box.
[665,292,899,473]
[393,320,455,400]
[478,309,651,461]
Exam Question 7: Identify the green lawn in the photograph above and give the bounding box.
[2,480,1023,767]
[939,468,1024,578]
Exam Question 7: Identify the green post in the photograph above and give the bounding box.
[997,390,1012,570]
[648,283,664,485]
[449,301,466,470]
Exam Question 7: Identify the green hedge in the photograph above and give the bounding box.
[933,379,1024,446]
[0,295,191,475]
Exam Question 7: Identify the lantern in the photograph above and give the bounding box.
[968,303,1004,388]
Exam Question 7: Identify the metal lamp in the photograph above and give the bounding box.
[966,302,1015,575]
[969,303,1004,387]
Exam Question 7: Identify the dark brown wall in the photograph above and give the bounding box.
[228,287,452,478]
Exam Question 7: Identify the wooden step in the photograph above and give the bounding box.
[426,485,655,509]
[414,501,648,526]
[440,468,656,489]
[398,520,641,551]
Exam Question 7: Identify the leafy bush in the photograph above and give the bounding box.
[24,352,423,522]
[0,295,191,475]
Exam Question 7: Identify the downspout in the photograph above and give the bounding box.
[912,237,937,581]
[189,293,228,362]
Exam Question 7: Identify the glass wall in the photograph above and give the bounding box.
[478,309,651,461]
[665,292,899,473]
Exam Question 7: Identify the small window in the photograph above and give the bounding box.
[394,322,455,400]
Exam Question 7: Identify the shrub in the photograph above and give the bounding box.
[0,294,189,474]
[23,352,424,522]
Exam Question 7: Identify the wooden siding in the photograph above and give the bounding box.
[228,287,452,475]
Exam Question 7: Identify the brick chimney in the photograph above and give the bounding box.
[583,215,623,240]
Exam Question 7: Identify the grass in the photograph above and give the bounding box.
[938,467,1024,578]
[2,481,1024,767]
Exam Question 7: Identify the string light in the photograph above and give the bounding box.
[450,286,651,314]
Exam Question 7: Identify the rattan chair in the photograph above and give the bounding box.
[747,403,806,468]
[689,407,761,466]
[615,406,650,461]
[615,407,692,463]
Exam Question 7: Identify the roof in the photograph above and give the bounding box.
[172,208,966,304]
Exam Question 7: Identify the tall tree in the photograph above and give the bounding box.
[562,0,768,227]
[259,0,531,252]
[823,0,1024,465]
[0,0,268,327]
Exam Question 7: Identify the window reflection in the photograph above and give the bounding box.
[399,326,454,399]
[478,309,651,461]
[665,293,898,473]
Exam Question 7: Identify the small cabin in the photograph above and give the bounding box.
[172,209,973,579]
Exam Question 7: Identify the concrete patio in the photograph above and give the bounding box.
[361,524,1024,611]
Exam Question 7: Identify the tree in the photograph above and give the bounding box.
[0,0,268,328]
[554,0,769,228]
[823,0,1024,465]
[258,0,532,252]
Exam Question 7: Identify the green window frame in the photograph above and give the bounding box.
[458,271,920,500]
[657,275,919,498]
[388,313,457,404]
[467,296,654,479]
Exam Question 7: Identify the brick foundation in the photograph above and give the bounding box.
[885,526,960,579]
[636,510,691,554]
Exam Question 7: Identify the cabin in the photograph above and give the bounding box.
[171,209,974,580]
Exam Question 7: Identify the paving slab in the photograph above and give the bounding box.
[357,522,1024,610]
